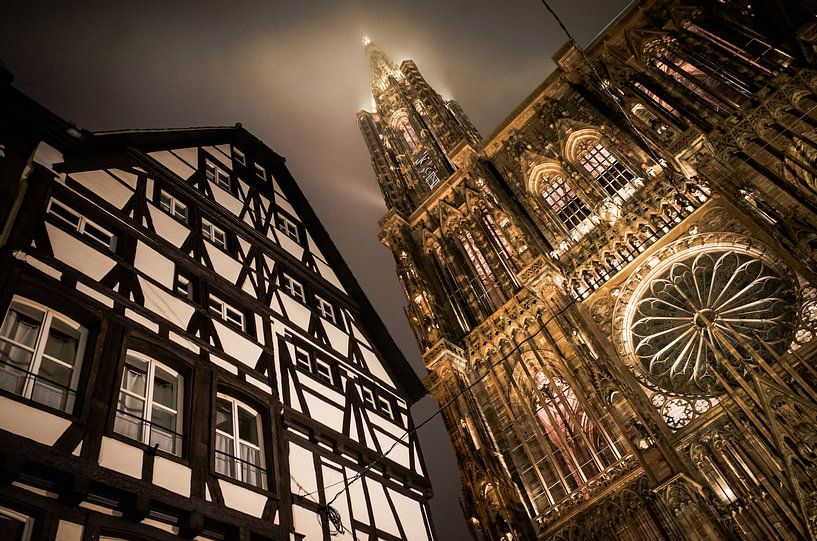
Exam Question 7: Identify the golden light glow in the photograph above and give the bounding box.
[362,36,371,46]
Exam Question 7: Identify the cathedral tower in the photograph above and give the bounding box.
[357,1,817,539]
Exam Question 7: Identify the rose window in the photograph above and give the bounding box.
[626,247,797,397]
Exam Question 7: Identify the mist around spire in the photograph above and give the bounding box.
[364,38,401,93]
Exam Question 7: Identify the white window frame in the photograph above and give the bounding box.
[378,395,393,418]
[205,159,231,190]
[201,218,227,250]
[114,352,184,456]
[0,507,34,541]
[215,394,266,489]
[175,274,193,300]
[233,148,246,166]
[294,347,311,371]
[0,296,87,413]
[275,213,300,243]
[314,359,333,386]
[159,190,188,224]
[315,295,336,324]
[360,387,376,410]
[47,199,117,252]
[254,163,266,181]
[282,273,306,303]
[208,295,245,330]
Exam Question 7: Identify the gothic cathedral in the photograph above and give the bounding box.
[357,0,817,539]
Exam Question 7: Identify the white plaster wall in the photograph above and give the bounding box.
[147,206,189,249]
[55,520,84,541]
[212,320,262,368]
[69,170,133,209]
[153,457,191,497]
[316,260,346,292]
[98,437,143,479]
[218,480,266,518]
[0,396,71,445]
[277,234,304,260]
[211,186,244,217]
[139,277,195,330]
[361,347,395,387]
[324,324,349,356]
[279,295,311,329]
[367,479,400,537]
[170,147,199,169]
[135,242,175,289]
[302,393,343,433]
[289,443,318,497]
[205,244,243,283]
[47,225,116,281]
[292,506,324,541]
[390,490,431,541]
[148,151,196,180]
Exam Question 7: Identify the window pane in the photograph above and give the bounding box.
[37,357,72,387]
[122,358,148,397]
[159,193,172,213]
[44,318,80,366]
[114,395,145,441]
[240,443,263,488]
[215,431,234,476]
[49,202,81,228]
[31,376,70,410]
[237,407,259,445]
[216,398,234,434]
[0,352,28,394]
[0,341,34,373]
[83,222,113,248]
[1,304,44,349]
[152,367,178,409]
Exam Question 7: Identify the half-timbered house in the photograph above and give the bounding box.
[0,66,436,541]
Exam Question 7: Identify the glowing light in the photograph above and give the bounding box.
[362,36,371,46]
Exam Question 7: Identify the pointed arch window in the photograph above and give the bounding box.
[644,37,747,112]
[533,370,620,496]
[540,174,592,231]
[576,142,637,200]
[393,113,420,151]
[458,230,506,311]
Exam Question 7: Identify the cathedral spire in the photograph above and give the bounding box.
[364,38,401,93]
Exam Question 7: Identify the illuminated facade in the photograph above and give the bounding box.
[0,68,435,540]
[357,1,817,539]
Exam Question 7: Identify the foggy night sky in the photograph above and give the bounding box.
[1,0,630,538]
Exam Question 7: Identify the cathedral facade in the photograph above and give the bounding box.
[0,66,435,540]
[357,0,817,539]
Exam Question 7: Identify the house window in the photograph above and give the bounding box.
[282,273,305,303]
[254,163,266,181]
[378,396,393,418]
[315,296,336,324]
[113,352,183,456]
[314,359,333,385]
[205,160,231,190]
[0,297,87,413]
[275,213,300,243]
[174,273,194,301]
[215,395,266,489]
[201,218,227,250]
[233,148,246,166]
[360,387,376,410]
[208,295,244,330]
[159,190,188,224]
[0,507,34,541]
[48,199,117,252]
[577,143,637,199]
[294,347,311,371]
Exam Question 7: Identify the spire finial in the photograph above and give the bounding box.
[362,35,371,46]
[364,39,401,93]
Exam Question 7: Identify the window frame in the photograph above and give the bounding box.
[377,395,393,418]
[275,213,301,243]
[0,296,88,414]
[47,199,117,252]
[214,393,267,490]
[113,351,185,457]
[314,359,333,386]
[201,217,227,250]
[205,159,232,191]
[233,148,246,166]
[360,387,376,410]
[315,295,336,324]
[281,273,306,303]
[208,294,245,331]
[294,346,311,372]
[254,163,266,181]
[158,190,189,224]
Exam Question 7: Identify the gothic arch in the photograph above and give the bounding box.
[562,128,604,165]
[527,160,567,194]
